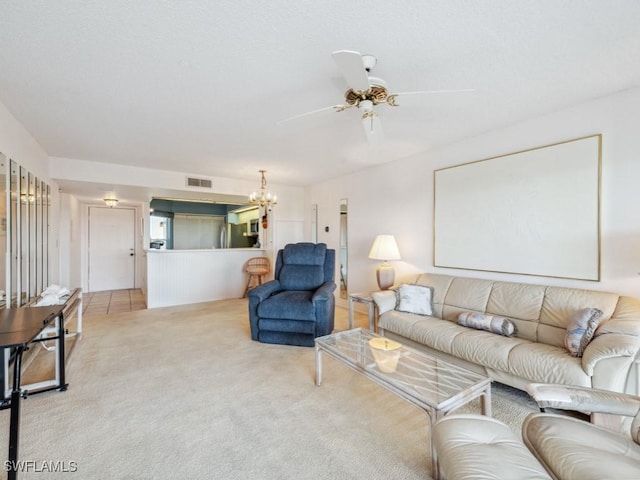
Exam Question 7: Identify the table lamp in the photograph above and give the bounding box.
[368,234,401,290]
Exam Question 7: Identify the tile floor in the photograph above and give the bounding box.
[82,289,147,316]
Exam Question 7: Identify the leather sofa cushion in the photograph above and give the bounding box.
[405,317,467,354]
[508,342,591,386]
[379,309,426,340]
[450,329,526,372]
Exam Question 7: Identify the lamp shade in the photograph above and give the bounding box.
[368,235,401,261]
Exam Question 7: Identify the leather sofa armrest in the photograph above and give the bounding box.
[371,290,397,315]
[526,383,640,417]
[581,333,640,376]
[247,279,282,302]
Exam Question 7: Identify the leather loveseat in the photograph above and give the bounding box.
[372,273,640,395]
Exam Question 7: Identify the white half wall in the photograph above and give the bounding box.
[309,87,640,299]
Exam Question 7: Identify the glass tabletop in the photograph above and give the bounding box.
[315,328,489,410]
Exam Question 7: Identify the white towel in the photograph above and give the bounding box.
[42,284,71,297]
[36,293,64,306]
[35,284,72,306]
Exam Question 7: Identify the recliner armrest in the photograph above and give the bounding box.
[526,383,640,417]
[247,280,282,302]
[312,281,337,303]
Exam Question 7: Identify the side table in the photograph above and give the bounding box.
[348,292,378,331]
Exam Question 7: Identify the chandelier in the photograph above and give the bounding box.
[248,170,277,211]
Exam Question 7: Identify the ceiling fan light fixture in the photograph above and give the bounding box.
[359,99,374,113]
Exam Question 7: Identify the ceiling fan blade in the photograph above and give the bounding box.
[276,104,353,125]
[393,89,475,95]
[386,89,475,106]
[361,111,384,143]
[332,50,370,91]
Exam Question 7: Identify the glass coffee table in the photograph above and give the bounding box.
[315,328,491,480]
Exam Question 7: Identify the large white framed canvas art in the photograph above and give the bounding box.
[434,135,601,280]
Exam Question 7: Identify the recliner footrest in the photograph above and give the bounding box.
[432,414,551,479]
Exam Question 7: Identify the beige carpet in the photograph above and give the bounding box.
[1,299,540,479]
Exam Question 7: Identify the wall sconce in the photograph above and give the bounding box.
[368,234,401,290]
[104,198,118,208]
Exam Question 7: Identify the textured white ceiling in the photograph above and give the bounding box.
[1,0,639,194]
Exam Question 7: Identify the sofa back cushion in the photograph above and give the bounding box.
[441,277,495,320]
[486,282,546,342]
[539,287,619,347]
[414,273,454,318]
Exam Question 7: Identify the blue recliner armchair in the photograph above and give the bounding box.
[248,242,336,347]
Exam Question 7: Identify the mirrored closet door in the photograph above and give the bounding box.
[1,153,50,307]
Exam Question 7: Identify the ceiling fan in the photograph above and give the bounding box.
[280,50,474,142]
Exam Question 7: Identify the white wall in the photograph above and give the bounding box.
[59,193,82,288]
[0,100,61,285]
[309,87,640,299]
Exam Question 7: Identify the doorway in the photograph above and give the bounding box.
[88,206,136,292]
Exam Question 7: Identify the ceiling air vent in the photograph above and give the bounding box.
[186,176,213,189]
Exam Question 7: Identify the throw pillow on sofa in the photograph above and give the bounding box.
[564,307,604,357]
[396,284,434,316]
[457,312,517,337]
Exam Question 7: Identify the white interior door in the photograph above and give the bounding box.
[88,206,136,292]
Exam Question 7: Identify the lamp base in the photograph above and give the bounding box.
[376,263,395,290]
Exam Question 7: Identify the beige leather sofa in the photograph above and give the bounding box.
[372,273,640,395]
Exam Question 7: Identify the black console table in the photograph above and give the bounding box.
[0,305,67,479]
